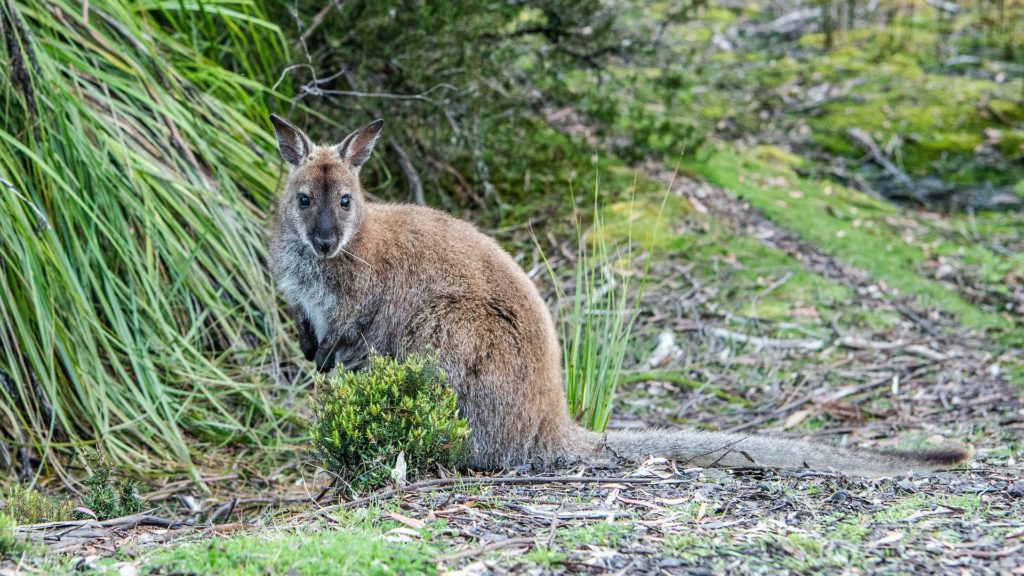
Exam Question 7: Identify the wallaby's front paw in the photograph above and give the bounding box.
[301,339,318,362]
[337,347,369,373]
[313,344,338,373]
[295,315,318,362]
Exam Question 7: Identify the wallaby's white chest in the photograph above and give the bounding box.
[298,290,334,341]
[274,254,336,341]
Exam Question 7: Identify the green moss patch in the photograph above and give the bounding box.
[140,527,437,576]
[689,145,1013,331]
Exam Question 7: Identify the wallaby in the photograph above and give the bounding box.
[267,115,970,477]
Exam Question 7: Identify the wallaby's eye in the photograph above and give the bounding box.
[340,194,352,209]
[297,193,311,208]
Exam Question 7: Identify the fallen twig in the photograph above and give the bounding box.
[618,370,751,406]
[320,475,684,512]
[744,8,818,36]
[950,544,1023,558]
[838,336,947,361]
[723,373,895,434]
[847,128,913,187]
[17,512,189,532]
[434,536,537,563]
[709,327,824,351]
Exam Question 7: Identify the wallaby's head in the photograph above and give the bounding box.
[269,115,383,258]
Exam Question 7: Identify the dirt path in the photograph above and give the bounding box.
[616,160,1022,460]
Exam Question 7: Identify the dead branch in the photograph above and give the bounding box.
[846,128,913,187]
[302,82,457,103]
[838,336,948,361]
[424,153,486,208]
[388,138,425,205]
[17,512,189,532]
[321,475,684,512]
[744,8,819,36]
[709,327,824,351]
[435,536,538,563]
[299,0,341,44]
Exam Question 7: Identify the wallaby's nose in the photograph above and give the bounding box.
[314,209,336,255]
[314,235,335,255]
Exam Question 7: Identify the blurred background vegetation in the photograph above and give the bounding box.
[1,0,1022,479]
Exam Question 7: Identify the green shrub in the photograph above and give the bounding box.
[2,484,73,524]
[310,355,470,491]
[77,451,143,520]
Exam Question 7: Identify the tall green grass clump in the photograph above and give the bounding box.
[310,355,470,491]
[540,185,657,432]
[0,0,291,473]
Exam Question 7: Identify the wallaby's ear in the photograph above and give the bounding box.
[269,114,311,167]
[335,119,384,171]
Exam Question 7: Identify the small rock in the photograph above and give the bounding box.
[1008,481,1024,498]
[897,479,918,493]
[827,490,849,503]
[659,557,683,569]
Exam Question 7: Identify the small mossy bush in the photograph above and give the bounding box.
[2,484,74,524]
[310,354,470,491]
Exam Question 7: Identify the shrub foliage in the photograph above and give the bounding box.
[310,355,469,491]
[77,451,142,520]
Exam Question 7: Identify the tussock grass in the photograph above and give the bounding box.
[540,181,658,432]
[0,0,291,474]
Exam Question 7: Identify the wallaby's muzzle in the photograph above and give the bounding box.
[313,209,337,255]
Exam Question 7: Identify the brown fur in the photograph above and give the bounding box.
[267,115,971,476]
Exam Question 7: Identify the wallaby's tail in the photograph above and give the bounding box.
[578,428,970,477]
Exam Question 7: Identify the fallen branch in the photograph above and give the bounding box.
[837,336,947,361]
[709,327,824,351]
[17,512,188,532]
[321,475,683,512]
[724,373,895,434]
[950,544,1023,558]
[744,8,819,36]
[435,536,537,563]
[846,128,913,187]
[618,370,751,406]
